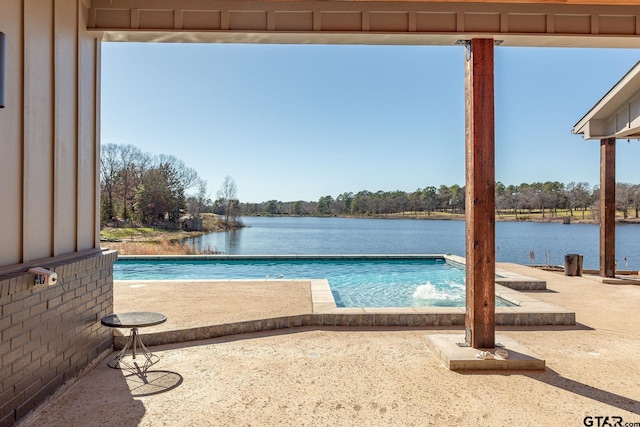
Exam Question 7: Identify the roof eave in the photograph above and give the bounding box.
[573,61,640,140]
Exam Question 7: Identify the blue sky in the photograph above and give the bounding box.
[101,43,640,203]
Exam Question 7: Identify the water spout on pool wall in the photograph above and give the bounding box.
[412,282,465,306]
[413,282,440,300]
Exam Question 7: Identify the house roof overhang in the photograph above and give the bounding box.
[89,0,640,48]
[573,61,640,141]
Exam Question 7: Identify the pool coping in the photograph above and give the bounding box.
[311,280,573,326]
[117,254,454,260]
[111,255,575,349]
[116,253,547,292]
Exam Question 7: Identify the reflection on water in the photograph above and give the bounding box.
[223,229,239,253]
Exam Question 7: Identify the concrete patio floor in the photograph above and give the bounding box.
[18,263,640,426]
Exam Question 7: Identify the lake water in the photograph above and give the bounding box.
[187,216,640,270]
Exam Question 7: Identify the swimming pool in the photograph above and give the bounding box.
[114,256,512,308]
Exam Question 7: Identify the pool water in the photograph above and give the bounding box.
[114,257,511,308]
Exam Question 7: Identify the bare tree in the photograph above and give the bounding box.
[631,184,640,218]
[118,144,150,221]
[157,154,199,191]
[100,143,153,224]
[188,179,209,217]
[541,181,564,218]
[567,182,592,219]
[518,185,537,215]
[616,182,633,219]
[217,175,238,227]
[100,143,121,223]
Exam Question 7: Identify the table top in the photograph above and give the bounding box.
[101,312,167,328]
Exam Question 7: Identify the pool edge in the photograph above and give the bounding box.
[110,256,575,349]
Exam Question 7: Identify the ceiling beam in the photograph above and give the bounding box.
[88,0,640,48]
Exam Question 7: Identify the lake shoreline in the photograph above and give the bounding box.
[244,212,640,225]
[105,216,640,269]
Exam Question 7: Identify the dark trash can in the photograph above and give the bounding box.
[564,254,583,276]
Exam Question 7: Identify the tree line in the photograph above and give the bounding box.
[100,143,640,226]
[241,181,640,219]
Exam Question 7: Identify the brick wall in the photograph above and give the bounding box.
[0,250,116,426]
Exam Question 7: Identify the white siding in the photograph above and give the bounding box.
[0,0,100,270]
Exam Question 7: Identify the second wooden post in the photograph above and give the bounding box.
[464,39,496,349]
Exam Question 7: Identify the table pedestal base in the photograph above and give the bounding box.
[108,327,159,371]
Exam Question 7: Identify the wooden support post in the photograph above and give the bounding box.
[464,39,495,349]
[600,137,616,278]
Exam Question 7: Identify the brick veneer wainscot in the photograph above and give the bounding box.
[0,250,117,426]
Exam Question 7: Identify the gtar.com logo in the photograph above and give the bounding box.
[583,416,623,427]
